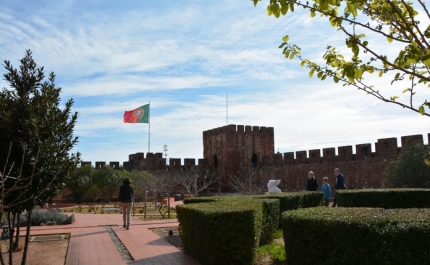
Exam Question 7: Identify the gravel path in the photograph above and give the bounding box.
[105,226,134,261]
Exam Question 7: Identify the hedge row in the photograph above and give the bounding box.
[337,188,430,208]
[281,207,430,265]
[178,192,322,265]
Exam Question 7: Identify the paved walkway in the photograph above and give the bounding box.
[23,213,200,265]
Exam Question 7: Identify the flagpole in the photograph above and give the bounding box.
[226,89,228,125]
[148,101,150,153]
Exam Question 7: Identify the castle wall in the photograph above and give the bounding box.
[81,127,429,193]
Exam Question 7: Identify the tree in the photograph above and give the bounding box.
[174,166,219,197]
[0,50,80,265]
[227,168,272,195]
[128,170,156,202]
[384,143,430,188]
[66,165,94,204]
[254,0,430,116]
[92,166,122,203]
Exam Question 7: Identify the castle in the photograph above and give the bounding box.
[81,124,429,191]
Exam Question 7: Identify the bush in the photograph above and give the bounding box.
[337,188,430,208]
[177,200,264,265]
[19,209,75,226]
[384,143,430,188]
[281,207,430,265]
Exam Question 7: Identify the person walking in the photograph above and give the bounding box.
[306,171,319,191]
[118,177,134,229]
[332,168,345,207]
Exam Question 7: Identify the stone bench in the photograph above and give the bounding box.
[101,207,120,213]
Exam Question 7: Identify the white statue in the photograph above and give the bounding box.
[267,179,282,194]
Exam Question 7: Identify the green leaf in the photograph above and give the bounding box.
[387,35,393,43]
[310,10,316,17]
[402,88,410,93]
[282,35,289,42]
[289,53,294,59]
[419,105,425,115]
[309,69,315,78]
[379,71,383,77]
[334,76,339,83]
[267,5,272,16]
[281,4,288,15]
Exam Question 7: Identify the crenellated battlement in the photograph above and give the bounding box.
[81,127,429,191]
[81,152,208,172]
[262,134,427,166]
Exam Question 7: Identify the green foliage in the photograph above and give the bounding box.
[257,241,286,263]
[281,207,430,265]
[255,0,430,116]
[0,50,80,211]
[178,192,321,264]
[67,165,94,203]
[337,188,430,208]
[92,166,123,202]
[384,143,430,188]
[177,200,263,265]
[127,170,156,201]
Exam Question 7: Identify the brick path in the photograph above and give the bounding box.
[23,213,200,265]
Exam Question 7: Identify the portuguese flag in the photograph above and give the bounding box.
[123,104,149,123]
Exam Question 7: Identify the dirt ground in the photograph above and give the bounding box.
[0,237,68,265]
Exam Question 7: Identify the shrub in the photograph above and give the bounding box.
[337,188,430,208]
[177,200,264,265]
[19,209,75,226]
[281,207,430,265]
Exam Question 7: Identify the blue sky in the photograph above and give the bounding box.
[1,0,428,165]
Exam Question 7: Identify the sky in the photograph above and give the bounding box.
[1,0,429,165]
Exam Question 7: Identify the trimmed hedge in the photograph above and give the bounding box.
[177,199,265,265]
[259,191,323,227]
[178,192,322,264]
[337,188,430,208]
[281,207,430,265]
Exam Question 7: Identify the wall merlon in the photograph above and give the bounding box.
[252,126,259,132]
[401,134,423,147]
[237,125,244,132]
[95,161,106,169]
[245,125,252,132]
[227,124,236,132]
[109,162,120,169]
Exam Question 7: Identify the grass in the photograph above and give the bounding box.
[257,241,286,264]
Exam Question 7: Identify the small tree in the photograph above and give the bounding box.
[92,166,122,203]
[227,168,272,195]
[0,50,80,265]
[174,166,219,197]
[66,165,94,204]
[384,143,430,188]
[128,170,156,202]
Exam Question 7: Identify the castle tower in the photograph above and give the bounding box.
[202,124,275,184]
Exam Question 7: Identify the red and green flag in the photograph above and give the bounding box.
[123,104,149,123]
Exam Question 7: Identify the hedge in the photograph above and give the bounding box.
[281,207,430,265]
[178,192,322,264]
[177,199,265,265]
[337,188,430,208]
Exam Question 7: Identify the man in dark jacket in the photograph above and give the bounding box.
[118,178,134,229]
[332,168,345,207]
